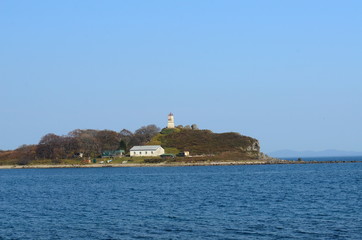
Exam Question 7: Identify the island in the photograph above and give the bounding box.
[0,114,359,169]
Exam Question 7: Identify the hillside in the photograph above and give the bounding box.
[0,126,263,165]
[0,151,13,163]
[150,128,261,159]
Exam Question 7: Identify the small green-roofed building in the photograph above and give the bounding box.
[101,150,125,158]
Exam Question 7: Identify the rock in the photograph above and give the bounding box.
[191,124,199,130]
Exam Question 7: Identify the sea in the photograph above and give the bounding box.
[1,157,362,239]
[281,156,362,162]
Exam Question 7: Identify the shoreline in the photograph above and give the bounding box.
[0,160,361,169]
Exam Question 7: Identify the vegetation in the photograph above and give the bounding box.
[159,128,259,157]
[0,124,261,165]
[0,124,160,165]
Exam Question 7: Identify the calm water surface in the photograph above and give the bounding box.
[1,163,361,239]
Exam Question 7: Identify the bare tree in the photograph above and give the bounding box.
[32,125,160,160]
[133,124,160,145]
[61,136,79,158]
[36,133,63,159]
[75,131,99,157]
[95,130,120,152]
[120,129,133,142]
[119,129,134,152]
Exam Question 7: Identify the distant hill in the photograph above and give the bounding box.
[149,128,261,159]
[269,149,362,158]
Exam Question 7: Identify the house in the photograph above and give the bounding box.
[130,145,165,157]
[101,150,125,158]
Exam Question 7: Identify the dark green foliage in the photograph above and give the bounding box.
[160,129,259,155]
[160,128,177,135]
[119,140,127,151]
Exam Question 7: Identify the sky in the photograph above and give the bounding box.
[1,0,362,153]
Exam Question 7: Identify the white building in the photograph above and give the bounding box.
[130,145,165,157]
[167,113,175,128]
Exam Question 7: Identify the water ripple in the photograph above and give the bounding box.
[0,163,361,239]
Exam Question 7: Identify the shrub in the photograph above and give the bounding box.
[160,129,259,155]
[144,158,164,163]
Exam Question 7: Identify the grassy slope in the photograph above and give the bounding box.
[149,128,260,159]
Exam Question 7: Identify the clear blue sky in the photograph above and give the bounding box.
[1,1,361,153]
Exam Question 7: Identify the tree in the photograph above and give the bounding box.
[73,130,99,157]
[36,133,63,160]
[133,124,160,145]
[31,125,161,161]
[95,130,120,153]
[61,136,79,158]
[119,129,134,152]
[68,129,121,157]
[119,140,127,152]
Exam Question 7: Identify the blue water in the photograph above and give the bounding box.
[282,156,362,162]
[1,163,362,239]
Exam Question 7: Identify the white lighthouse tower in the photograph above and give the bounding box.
[167,113,175,128]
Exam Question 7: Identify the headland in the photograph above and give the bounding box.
[0,159,361,169]
[2,114,360,169]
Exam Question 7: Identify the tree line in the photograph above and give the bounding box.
[5,124,160,164]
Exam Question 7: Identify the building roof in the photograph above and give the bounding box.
[101,150,125,157]
[130,145,163,151]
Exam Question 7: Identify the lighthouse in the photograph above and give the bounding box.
[167,113,175,128]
